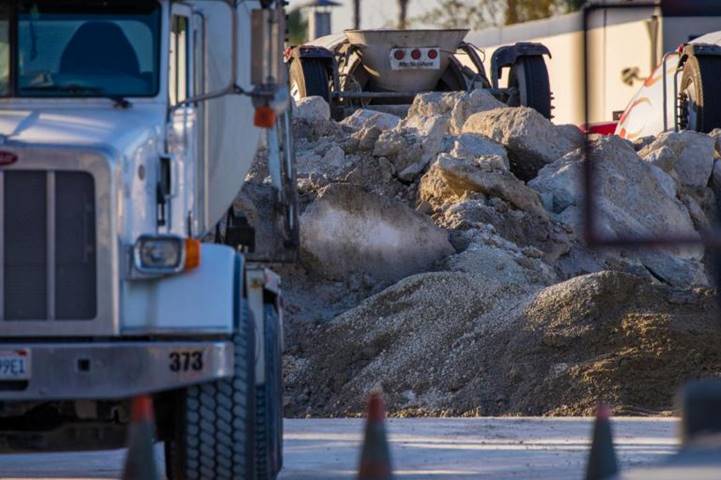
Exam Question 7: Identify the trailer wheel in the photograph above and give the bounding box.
[289,58,331,103]
[508,56,552,119]
[164,305,256,480]
[679,55,721,133]
[255,303,283,480]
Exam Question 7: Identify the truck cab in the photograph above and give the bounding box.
[0,1,292,478]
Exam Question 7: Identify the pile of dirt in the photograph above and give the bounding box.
[240,91,721,417]
[286,271,720,417]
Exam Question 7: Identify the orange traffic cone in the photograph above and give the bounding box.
[122,395,160,480]
[585,404,619,480]
[357,390,393,480]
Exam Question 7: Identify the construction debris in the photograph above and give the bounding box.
[638,130,716,188]
[462,107,578,181]
[239,92,721,417]
[299,183,453,282]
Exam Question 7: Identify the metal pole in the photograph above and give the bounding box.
[353,0,360,29]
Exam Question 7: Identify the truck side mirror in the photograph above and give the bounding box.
[249,6,287,89]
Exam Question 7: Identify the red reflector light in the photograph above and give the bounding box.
[428,49,438,59]
[0,151,17,166]
[411,48,421,60]
[393,49,405,60]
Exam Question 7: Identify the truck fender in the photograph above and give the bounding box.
[678,43,721,70]
[123,244,240,335]
[490,42,552,89]
[286,45,335,68]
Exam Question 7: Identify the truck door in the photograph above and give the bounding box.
[167,3,198,235]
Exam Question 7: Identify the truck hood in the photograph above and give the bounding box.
[0,104,166,155]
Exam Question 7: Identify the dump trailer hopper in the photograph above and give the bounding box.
[288,28,554,120]
[344,29,468,92]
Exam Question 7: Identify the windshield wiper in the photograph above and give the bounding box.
[21,84,132,109]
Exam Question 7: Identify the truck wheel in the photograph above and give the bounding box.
[508,56,552,119]
[679,55,721,133]
[165,306,256,480]
[289,58,330,103]
[255,304,283,480]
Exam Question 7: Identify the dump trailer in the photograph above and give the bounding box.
[0,1,295,479]
[287,29,553,120]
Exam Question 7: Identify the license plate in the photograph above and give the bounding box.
[389,47,441,71]
[0,350,31,380]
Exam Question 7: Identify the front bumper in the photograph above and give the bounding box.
[0,341,233,400]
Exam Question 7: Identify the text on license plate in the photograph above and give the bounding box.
[0,350,31,380]
[389,47,441,70]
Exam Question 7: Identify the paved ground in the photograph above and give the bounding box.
[0,417,678,479]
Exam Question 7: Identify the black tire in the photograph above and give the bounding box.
[165,305,256,480]
[255,304,283,480]
[679,55,721,133]
[508,56,552,119]
[289,58,331,103]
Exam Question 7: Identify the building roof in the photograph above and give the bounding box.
[296,0,341,9]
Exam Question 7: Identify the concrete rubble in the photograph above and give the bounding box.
[242,91,721,417]
[638,130,715,188]
[299,183,454,282]
[463,107,578,181]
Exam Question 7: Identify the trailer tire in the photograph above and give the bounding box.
[679,55,721,133]
[255,304,283,480]
[289,58,331,103]
[509,56,552,119]
[164,305,256,480]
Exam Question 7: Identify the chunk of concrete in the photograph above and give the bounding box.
[712,159,721,193]
[294,96,331,122]
[555,124,585,149]
[531,136,696,240]
[296,143,353,181]
[341,109,401,131]
[407,89,505,135]
[463,107,577,181]
[530,135,706,286]
[448,89,506,134]
[420,153,548,219]
[449,133,509,171]
[708,128,721,157]
[375,115,450,182]
[639,131,715,188]
[300,184,454,281]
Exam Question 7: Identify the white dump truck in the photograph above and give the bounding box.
[0,1,295,479]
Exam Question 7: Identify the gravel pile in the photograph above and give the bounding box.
[242,92,721,417]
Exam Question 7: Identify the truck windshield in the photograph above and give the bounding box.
[0,1,161,98]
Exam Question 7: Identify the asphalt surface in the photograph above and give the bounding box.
[0,417,678,479]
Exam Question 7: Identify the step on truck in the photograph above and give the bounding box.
[0,0,296,479]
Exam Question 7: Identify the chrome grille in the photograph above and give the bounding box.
[1,171,96,321]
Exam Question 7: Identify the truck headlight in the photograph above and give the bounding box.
[133,235,200,275]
